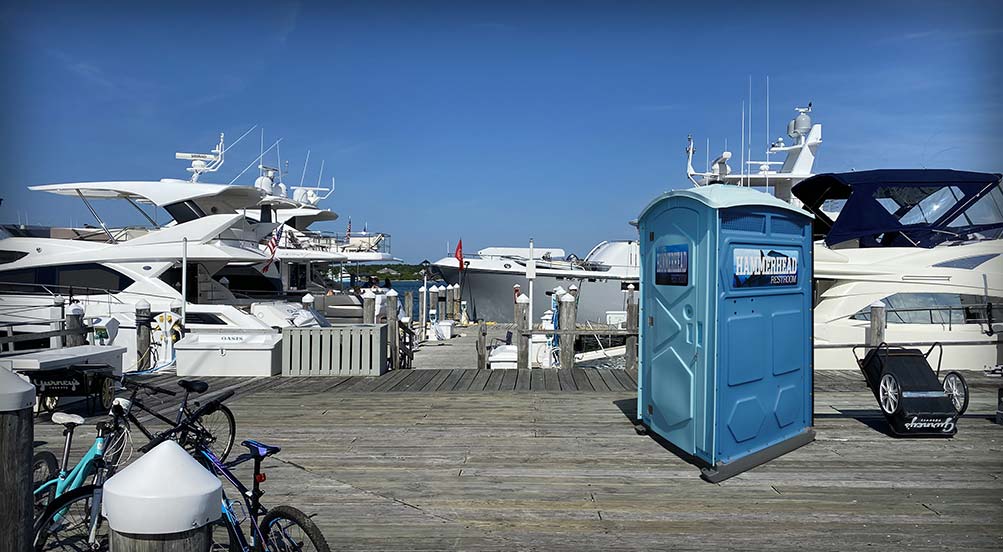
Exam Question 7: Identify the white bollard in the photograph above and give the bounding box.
[103,440,221,551]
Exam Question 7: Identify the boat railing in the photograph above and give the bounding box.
[299,230,393,254]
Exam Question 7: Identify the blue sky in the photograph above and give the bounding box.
[1,1,1000,262]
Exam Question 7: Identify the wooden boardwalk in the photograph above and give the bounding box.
[31,369,1003,551]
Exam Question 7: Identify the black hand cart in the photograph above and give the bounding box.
[853,342,969,437]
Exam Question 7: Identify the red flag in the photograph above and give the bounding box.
[454,239,464,271]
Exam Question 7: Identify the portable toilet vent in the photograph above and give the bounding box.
[636,185,815,482]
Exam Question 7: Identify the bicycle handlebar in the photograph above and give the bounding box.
[138,390,235,453]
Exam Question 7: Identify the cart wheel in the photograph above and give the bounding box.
[878,372,901,415]
[100,377,116,412]
[942,371,969,416]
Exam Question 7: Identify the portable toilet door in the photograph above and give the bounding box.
[637,196,717,465]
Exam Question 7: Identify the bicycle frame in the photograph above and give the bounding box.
[33,436,105,502]
[198,447,268,551]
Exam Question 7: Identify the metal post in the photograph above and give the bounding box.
[418,285,427,339]
[559,293,577,370]
[386,290,399,370]
[0,369,35,552]
[867,301,886,347]
[104,441,221,551]
[625,284,638,372]
[362,290,376,324]
[516,294,530,370]
[136,300,152,372]
[181,238,188,325]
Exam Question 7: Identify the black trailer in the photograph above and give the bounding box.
[855,343,969,437]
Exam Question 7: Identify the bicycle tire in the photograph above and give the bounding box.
[187,403,236,462]
[259,505,330,552]
[33,484,107,552]
[32,451,58,518]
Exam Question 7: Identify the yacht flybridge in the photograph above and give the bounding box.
[792,169,1003,371]
[686,104,822,203]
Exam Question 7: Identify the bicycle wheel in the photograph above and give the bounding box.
[32,451,58,517]
[188,403,236,462]
[259,505,330,552]
[33,484,107,551]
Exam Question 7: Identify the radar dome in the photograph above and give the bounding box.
[794,112,812,136]
[254,175,274,194]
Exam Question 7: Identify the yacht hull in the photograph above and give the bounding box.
[436,265,636,323]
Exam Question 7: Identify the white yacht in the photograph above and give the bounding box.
[434,241,639,323]
[793,169,1003,371]
[438,105,821,324]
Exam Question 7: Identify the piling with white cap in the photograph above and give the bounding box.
[103,440,221,551]
[136,299,152,372]
[558,293,578,370]
[66,301,88,347]
[0,369,35,552]
[444,284,454,322]
[516,294,531,369]
[386,289,400,370]
[362,290,377,324]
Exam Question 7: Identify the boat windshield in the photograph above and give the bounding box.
[792,170,1003,248]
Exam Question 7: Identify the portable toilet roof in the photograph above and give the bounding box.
[638,184,811,222]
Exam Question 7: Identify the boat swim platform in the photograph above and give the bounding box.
[32,369,1003,551]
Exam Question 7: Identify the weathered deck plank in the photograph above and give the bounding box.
[30,370,1003,551]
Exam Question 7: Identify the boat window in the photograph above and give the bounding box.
[933,254,1000,270]
[851,292,1003,324]
[163,201,208,224]
[0,263,134,293]
[873,186,964,225]
[947,183,1003,227]
[0,250,28,264]
[183,312,226,325]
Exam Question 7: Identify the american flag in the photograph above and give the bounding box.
[262,226,283,273]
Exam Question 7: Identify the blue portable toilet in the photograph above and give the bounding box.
[636,185,815,482]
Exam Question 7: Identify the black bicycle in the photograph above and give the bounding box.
[112,376,237,462]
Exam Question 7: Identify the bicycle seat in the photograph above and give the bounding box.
[178,379,209,394]
[52,412,85,429]
[240,439,281,459]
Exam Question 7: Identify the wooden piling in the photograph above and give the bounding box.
[386,290,400,370]
[362,291,376,324]
[558,294,577,370]
[0,370,34,552]
[404,291,414,325]
[437,287,447,324]
[136,300,152,371]
[516,295,530,370]
[445,285,454,322]
[625,285,638,372]
[66,304,87,347]
[866,301,886,347]
[476,321,487,370]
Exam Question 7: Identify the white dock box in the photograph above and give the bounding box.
[174,332,282,377]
